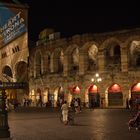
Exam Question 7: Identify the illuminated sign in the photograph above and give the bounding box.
[0,2,27,47]
[0,82,27,89]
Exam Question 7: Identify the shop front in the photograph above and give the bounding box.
[88,84,100,108]
[131,83,140,108]
[108,84,123,106]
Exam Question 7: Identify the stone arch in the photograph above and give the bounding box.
[88,84,100,108]
[34,50,43,77]
[65,44,79,55]
[81,41,99,52]
[131,82,140,99]
[36,88,43,107]
[50,86,61,107]
[52,48,64,73]
[65,44,80,75]
[80,41,100,72]
[42,87,52,106]
[107,83,123,106]
[42,51,51,74]
[13,61,28,101]
[53,86,65,107]
[101,37,122,70]
[125,36,140,68]
[14,61,28,82]
[2,65,13,82]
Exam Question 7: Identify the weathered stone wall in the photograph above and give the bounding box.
[29,28,140,108]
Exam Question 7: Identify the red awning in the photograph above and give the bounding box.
[88,85,98,93]
[71,86,80,94]
[108,84,121,93]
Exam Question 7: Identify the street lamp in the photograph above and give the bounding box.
[0,89,10,138]
[91,73,102,84]
[89,73,102,108]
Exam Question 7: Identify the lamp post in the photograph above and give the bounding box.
[89,73,102,108]
[0,89,10,138]
[91,73,102,85]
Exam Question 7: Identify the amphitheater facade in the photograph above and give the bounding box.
[28,28,140,108]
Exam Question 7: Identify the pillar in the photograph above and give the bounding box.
[0,90,10,139]
[63,55,70,76]
[79,52,88,75]
[121,47,128,72]
[98,51,105,72]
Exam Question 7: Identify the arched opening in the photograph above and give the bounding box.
[88,84,100,108]
[70,48,79,75]
[131,83,140,102]
[36,88,43,107]
[2,66,19,104]
[29,89,36,106]
[2,65,13,82]
[105,43,121,70]
[14,61,28,103]
[114,45,121,64]
[108,84,123,106]
[56,86,65,107]
[47,55,51,73]
[88,44,98,71]
[59,51,64,73]
[129,40,140,68]
[46,88,53,107]
[68,85,81,102]
[72,86,80,94]
[15,61,28,82]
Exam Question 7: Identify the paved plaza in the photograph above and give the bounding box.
[6,109,140,140]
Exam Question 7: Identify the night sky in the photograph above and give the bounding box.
[18,0,140,42]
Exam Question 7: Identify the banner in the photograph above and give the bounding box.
[0,2,27,47]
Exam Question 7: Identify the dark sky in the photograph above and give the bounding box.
[18,0,140,42]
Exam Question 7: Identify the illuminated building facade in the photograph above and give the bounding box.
[29,28,140,108]
[0,1,29,102]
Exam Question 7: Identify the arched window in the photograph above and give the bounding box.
[114,45,121,64]
[88,44,98,71]
[71,48,79,75]
[129,40,140,68]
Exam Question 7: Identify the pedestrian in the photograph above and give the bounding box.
[126,98,129,109]
[129,98,133,110]
[135,97,139,110]
[77,98,82,112]
[14,99,19,111]
[61,101,69,125]
[74,99,79,113]
[70,98,75,111]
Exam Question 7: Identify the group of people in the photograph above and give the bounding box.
[70,98,82,113]
[6,99,20,111]
[61,98,82,125]
[23,98,32,107]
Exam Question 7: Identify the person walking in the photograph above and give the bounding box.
[74,99,79,113]
[61,101,69,125]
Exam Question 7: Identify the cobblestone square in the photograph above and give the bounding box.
[7,109,140,140]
